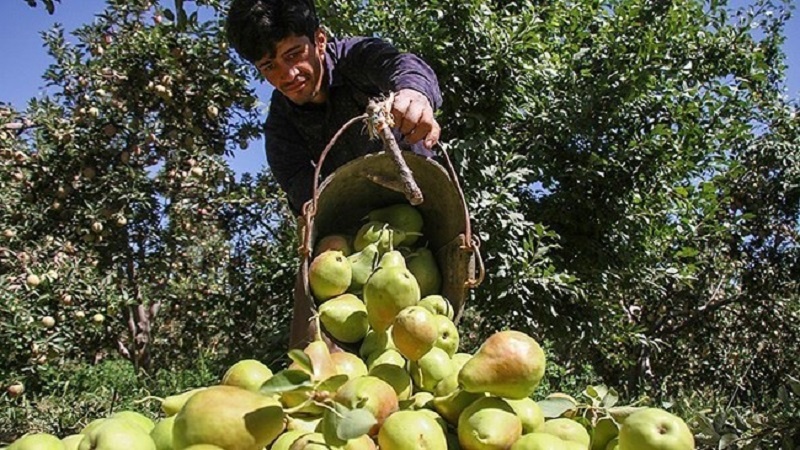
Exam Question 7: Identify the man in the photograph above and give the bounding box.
[225,0,443,348]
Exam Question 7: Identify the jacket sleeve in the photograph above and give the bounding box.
[264,105,314,216]
[335,37,443,110]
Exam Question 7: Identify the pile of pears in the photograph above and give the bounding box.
[4,203,696,450]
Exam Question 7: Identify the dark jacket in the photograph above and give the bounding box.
[264,37,442,215]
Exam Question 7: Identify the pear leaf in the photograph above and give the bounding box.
[335,407,377,441]
[602,387,619,408]
[538,397,578,418]
[288,349,314,374]
[317,374,350,393]
[260,369,313,395]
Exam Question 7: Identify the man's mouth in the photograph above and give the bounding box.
[284,78,306,94]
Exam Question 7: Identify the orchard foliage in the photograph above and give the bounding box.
[1,0,799,448]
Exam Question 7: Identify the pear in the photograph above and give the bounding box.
[378,410,447,450]
[79,418,107,435]
[354,221,405,253]
[331,351,368,379]
[409,347,454,392]
[431,389,484,426]
[149,416,175,450]
[172,385,285,450]
[347,243,380,293]
[270,430,310,450]
[299,340,338,381]
[359,329,395,360]
[333,376,399,436]
[308,250,352,302]
[432,352,471,397]
[407,391,435,410]
[314,234,353,257]
[431,314,460,357]
[161,387,206,416]
[222,359,274,392]
[366,348,406,372]
[318,294,369,343]
[7,433,65,450]
[618,408,694,450]
[510,432,568,450]
[369,363,413,400]
[507,397,546,434]
[363,251,421,332]
[418,295,454,320]
[541,418,591,448]
[391,306,438,361]
[183,446,225,450]
[61,434,84,450]
[78,418,156,450]
[287,432,329,449]
[459,330,546,399]
[366,204,424,246]
[605,438,619,450]
[110,410,155,433]
[457,397,522,450]
[286,416,322,433]
[406,248,441,297]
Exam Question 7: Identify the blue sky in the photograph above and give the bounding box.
[1,0,797,177]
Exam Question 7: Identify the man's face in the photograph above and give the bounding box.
[256,29,327,105]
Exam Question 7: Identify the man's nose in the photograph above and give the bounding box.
[279,63,299,82]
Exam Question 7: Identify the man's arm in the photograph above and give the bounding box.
[335,38,443,149]
[264,108,315,216]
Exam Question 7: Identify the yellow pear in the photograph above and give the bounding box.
[458,397,522,450]
[319,294,369,343]
[271,430,311,450]
[222,359,274,392]
[363,251,421,332]
[378,410,447,450]
[161,388,207,417]
[61,434,84,450]
[510,432,569,450]
[149,416,175,450]
[391,306,438,361]
[459,330,546,399]
[369,363,413,400]
[333,376,399,436]
[77,418,156,450]
[110,410,155,433]
[8,433,65,450]
[541,418,591,448]
[507,397,546,434]
[331,351,369,379]
[309,250,352,302]
[172,385,285,450]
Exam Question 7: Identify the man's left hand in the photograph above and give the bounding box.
[391,89,441,150]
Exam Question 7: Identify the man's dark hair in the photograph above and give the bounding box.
[226,0,320,64]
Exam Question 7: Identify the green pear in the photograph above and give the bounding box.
[319,294,369,343]
[308,250,352,302]
[294,340,338,381]
[271,430,310,450]
[366,348,406,372]
[507,397,546,434]
[333,376,399,436]
[314,234,353,257]
[109,410,155,433]
[61,434,83,450]
[605,438,619,450]
[407,391,435,410]
[618,408,694,450]
[510,432,568,450]
[591,417,619,450]
[78,418,156,450]
[331,351,368,379]
[161,387,206,417]
[410,347,454,392]
[457,397,522,450]
[406,248,441,297]
[459,330,546,399]
[366,204,424,246]
[369,363,413,400]
[378,410,448,450]
[431,389,484,426]
[364,251,421,332]
[222,359,274,392]
[391,306,438,361]
[359,329,395,360]
[432,351,470,397]
[79,418,107,435]
[353,221,404,252]
[431,314,460,357]
[541,418,591,448]
[418,295,454,320]
[7,433,65,450]
[172,385,285,450]
[347,243,380,293]
[149,416,175,450]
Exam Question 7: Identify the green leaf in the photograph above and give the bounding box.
[317,374,349,393]
[538,397,578,418]
[602,388,619,409]
[288,349,313,374]
[336,407,377,441]
[259,369,313,395]
[788,375,800,397]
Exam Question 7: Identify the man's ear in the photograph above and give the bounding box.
[314,28,327,52]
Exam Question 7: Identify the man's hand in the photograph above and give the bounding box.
[391,88,441,150]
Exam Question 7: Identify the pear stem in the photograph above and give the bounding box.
[133,395,165,405]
